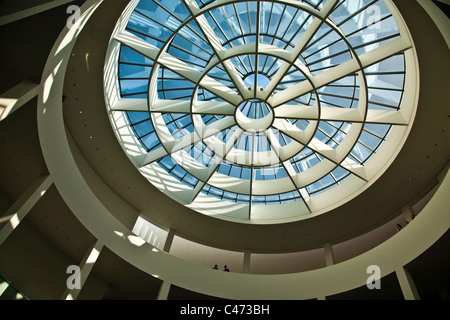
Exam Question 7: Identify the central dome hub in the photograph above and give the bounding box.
[235,99,274,132]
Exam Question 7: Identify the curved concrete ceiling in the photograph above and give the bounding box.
[59,0,449,253]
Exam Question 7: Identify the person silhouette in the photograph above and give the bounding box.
[213,264,218,270]
[224,265,230,272]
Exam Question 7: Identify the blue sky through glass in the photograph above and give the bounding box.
[238,100,272,119]
[113,0,408,210]
[243,73,271,88]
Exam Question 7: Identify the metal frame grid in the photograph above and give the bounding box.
[106,0,417,221]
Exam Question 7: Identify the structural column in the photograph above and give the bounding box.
[324,243,335,267]
[156,229,174,298]
[0,175,53,246]
[62,240,104,300]
[163,229,175,253]
[243,250,251,274]
[157,280,171,300]
[396,266,420,300]
[318,243,336,300]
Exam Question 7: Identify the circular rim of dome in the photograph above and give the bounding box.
[105,0,419,224]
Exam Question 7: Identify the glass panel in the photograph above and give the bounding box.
[112,0,411,215]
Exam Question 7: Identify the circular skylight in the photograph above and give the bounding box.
[104,0,418,223]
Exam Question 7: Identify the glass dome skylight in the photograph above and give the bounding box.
[105,0,418,223]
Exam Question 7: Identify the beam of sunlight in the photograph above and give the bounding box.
[114,230,125,237]
[0,281,9,296]
[55,1,104,56]
[9,213,20,230]
[86,247,100,264]
[42,60,63,105]
[65,293,74,300]
[14,293,25,300]
[127,235,146,247]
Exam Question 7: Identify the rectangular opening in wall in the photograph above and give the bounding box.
[131,215,168,251]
